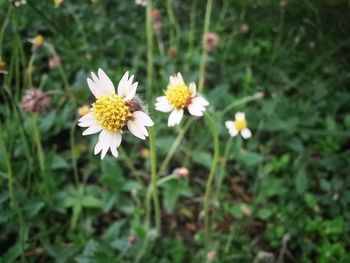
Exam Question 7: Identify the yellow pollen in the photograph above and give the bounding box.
[165,84,192,109]
[235,119,247,131]
[91,94,132,132]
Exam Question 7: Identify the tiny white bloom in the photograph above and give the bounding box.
[155,73,209,126]
[135,0,147,6]
[78,69,154,159]
[225,112,252,139]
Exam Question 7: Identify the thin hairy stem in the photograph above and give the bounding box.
[203,112,220,239]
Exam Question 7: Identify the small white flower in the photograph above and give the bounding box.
[225,112,252,139]
[155,73,209,127]
[78,69,154,159]
[135,0,147,6]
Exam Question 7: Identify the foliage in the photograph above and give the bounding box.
[0,0,349,262]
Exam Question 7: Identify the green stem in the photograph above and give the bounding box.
[145,172,179,227]
[157,119,193,176]
[32,114,45,172]
[203,112,220,239]
[149,127,160,233]
[188,0,198,53]
[221,92,264,115]
[70,124,79,185]
[32,114,50,201]
[26,53,36,88]
[0,6,12,56]
[146,1,154,106]
[146,0,160,234]
[198,0,213,92]
[166,0,180,48]
[214,136,233,201]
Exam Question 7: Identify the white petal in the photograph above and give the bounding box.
[241,128,252,139]
[169,75,176,86]
[168,109,184,127]
[90,71,110,97]
[124,81,138,101]
[98,68,115,95]
[79,113,93,123]
[176,73,184,84]
[156,96,167,103]
[235,112,245,121]
[188,102,205,116]
[99,130,114,159]
[94,142,103,155]
[192,96,209,106]
[87,78,101,98]
[133,111,154,126]
[78,120,97,127]
[117,71,129,97]
[189,82,196,96]
[82,125,103,136]
[127,121,146,140]
[155,101,173,112]
[225,121,235,130]
[110,133,122,158]
[225,121,238,137]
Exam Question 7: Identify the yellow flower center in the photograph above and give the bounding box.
[91,94,132,132]
[235,119,247,131]
[165,84,192,109]
[34,35,44,47]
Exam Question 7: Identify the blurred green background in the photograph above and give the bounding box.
[0,0,350,262]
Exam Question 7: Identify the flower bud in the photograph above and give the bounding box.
[48,55,61,69]
[206,251,216,261]
[175,167,189,178]
[21,88,50,113]
[204,32,219,52]
[77,105,90,117]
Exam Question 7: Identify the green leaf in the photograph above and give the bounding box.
[81,196,103,208]
[193,152,212,169]
[295,168,308,194]
[0,243,22,263]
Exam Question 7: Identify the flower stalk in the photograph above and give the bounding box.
[146,0,161,234]
[203,112,220,239]
[198,0,213,92]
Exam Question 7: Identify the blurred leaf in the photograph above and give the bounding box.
[0,243,21,263]
[193,152,212,169]
[295,168,308,194]
[81,196,102,208]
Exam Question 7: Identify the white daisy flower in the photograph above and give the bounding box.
[78,69,154,159]
[225,112,252,139]
[155,73,209,126]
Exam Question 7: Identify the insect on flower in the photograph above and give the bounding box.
[78,69,154,159]
[225,112,252,139]
[155,73,209,126]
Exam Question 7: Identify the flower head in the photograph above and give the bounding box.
[155,73,209,126]
[151,9,162,30]
[225,112,252,139]
[135,0,147,6]
[78,69,154,159]
[204,32,219,52]
[11,0,26,7]
[206,251,217,261]
[21,88,50,113]
[48,55,61,69]
[32,34,45,49]
[175,167,189,178]
[54,0,64,7]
